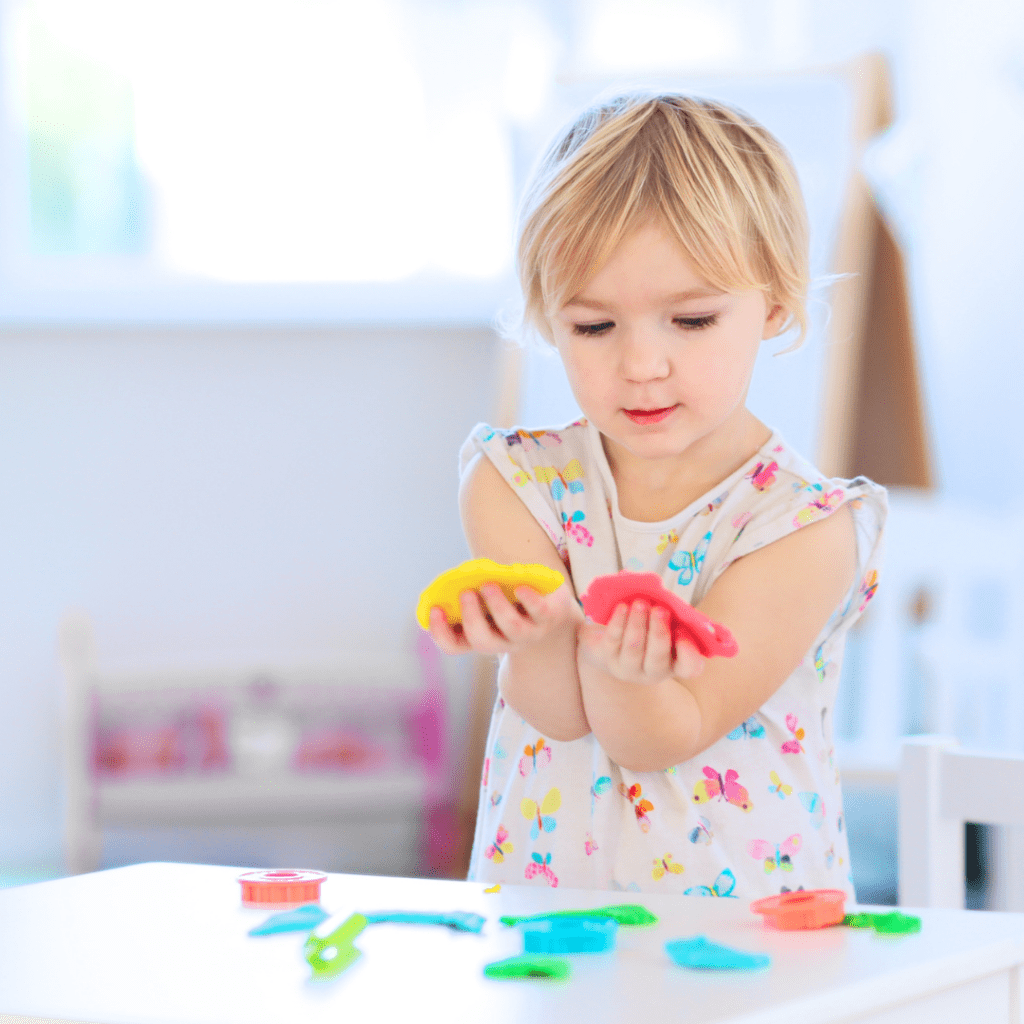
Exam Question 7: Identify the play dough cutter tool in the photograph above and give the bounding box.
[304,912,368,980]
[519,917,618,954]
[237,869,327,907]
[749,889,846,930]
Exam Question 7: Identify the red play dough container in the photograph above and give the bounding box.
[237,869,327,907]
[749,889,847,930]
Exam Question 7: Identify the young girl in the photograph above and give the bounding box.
[426,92,885,899]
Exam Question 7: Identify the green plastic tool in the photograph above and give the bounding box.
[304,912,368,980]
[500,903,658,928]
[483,955,571,980]
[843,911,921,935]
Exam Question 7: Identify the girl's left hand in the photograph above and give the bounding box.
[578,600,705,686]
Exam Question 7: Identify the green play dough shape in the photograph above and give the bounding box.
[304,912,368,980]
[307,941,362,979]
[500,904,658,928]
[483,955,571,980]
[842,911,921,935]
[362,911,485,933]
[666,935,770,971]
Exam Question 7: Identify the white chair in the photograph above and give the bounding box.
[898,735,1024,909]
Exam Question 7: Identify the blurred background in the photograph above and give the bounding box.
[1,0,1023,909]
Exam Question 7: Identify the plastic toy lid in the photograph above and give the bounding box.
[238,869,328,906]
[749,889,847,930]
[580,572,738,658]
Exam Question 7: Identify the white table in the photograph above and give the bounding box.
[1,863,1023,1024]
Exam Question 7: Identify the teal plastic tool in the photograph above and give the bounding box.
[520,916,618,954]
[249,903,330,936]
[362,911,486,933]
[304,912,368,980]
[666,935,770,970]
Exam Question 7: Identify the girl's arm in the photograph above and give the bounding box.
[445,452,590,742]
[577,504,858,772]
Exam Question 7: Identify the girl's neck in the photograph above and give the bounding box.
[602,408,772,523]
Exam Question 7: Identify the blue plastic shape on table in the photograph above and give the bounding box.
[519,916,618,954]
[666,935,770,971]
[362,911,486,933]
[249,903,331,935]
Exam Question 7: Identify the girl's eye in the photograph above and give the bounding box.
[573,321,614,336]
[675,314,718,330]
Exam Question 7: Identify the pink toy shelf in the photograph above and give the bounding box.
[62,615,455,878]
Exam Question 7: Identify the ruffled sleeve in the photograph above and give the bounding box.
[703,449,887,636]
[458,423,573,567]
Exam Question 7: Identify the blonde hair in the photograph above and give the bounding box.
[515,91,810,350]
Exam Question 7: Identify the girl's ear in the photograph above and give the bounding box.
[762,303,787,339]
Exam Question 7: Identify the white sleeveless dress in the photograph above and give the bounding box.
[460,417,886,900]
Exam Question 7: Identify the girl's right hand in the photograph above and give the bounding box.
[426,581,584,657]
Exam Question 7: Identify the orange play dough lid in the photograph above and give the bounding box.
[237,869,327,907]
[749,889,847,930]
[416,558,564,629]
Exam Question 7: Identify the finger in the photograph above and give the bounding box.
[673,635,706,679]
[460,589,509,649]
[620,601,649,672]
[643,606,674,677]
[512,585,542,621]
[427,606,469,655]
[606,602,629,638]
[480,583,528,638]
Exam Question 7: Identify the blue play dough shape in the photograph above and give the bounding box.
[666,936,770,971]
[520,916,618,954]
[249,904,330,936]
[362,911,486,933]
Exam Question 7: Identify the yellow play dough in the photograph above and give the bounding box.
[416,558,565,629]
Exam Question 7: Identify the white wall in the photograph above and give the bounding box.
[4,0,1024,882]
[0,326,497,873]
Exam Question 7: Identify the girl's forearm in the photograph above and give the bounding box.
[578,658,703,772]
[498,621,591,741]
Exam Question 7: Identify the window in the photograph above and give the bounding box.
[0,0,559,323]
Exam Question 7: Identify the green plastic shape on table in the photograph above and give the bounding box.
[843,911,922,935]
[362,911,486,933]
[304,912,368,980]
[483,955,571,981]
[499,904,658,928]
[666,936,771,971]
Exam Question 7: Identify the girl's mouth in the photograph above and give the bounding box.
[623,405,677,425]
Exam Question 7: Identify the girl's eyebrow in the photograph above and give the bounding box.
[564,288,725,311]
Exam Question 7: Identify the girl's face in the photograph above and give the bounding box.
[550,220,785,489]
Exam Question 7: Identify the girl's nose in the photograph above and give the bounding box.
[619,326,671,382]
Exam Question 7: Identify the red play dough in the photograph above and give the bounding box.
[579,571,738,659]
